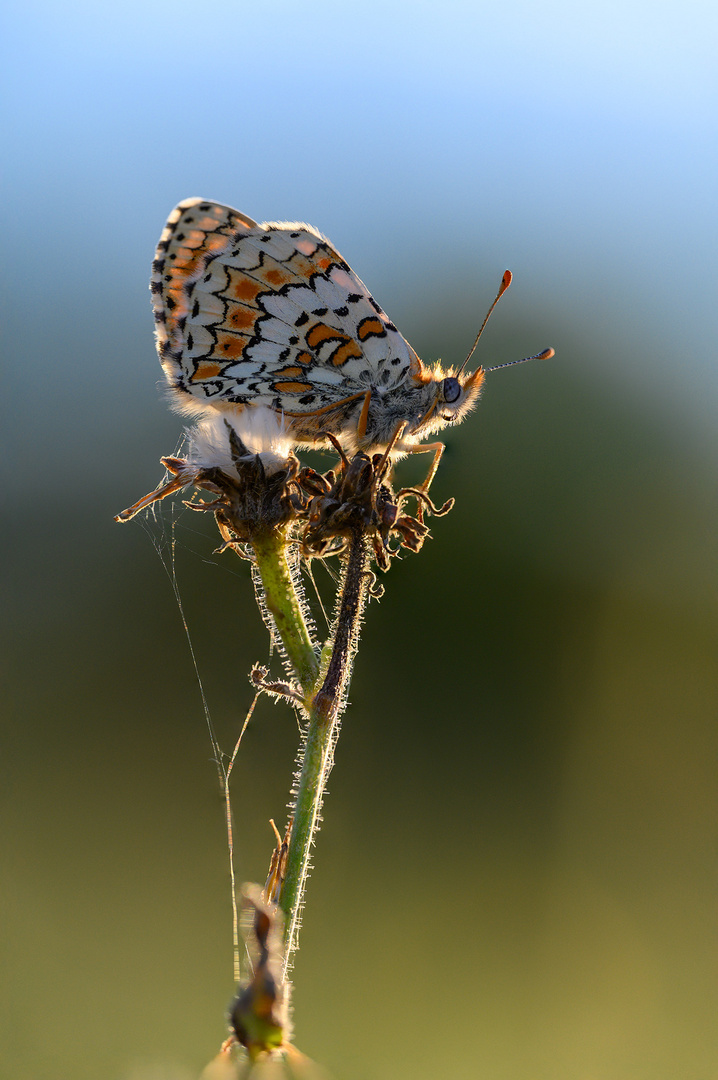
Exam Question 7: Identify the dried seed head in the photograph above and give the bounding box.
[297,447,450,569]
[115,409,298,526]
[117,416,455,573]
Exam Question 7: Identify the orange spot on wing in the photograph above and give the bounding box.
[215,333,246,358]
[195,215,222,231]
[185,229,209,248]
[273,366,305,378]
[169,251,203,280]
[263,267,291,286]
[227,305,258,332]
[304,322,362,366]
[331,340,363,366]
[228,270,262,303]
[357,316,385,341]
[191,361,224,380]
[296,351,313,366]
[306,322,346,349]
[274,381,314,393]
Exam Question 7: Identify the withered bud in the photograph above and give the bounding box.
[228,887,289,1060]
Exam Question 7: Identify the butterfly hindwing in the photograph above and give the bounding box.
[151,200,421,415]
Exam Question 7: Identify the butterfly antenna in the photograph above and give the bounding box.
[457,269,513,376]
[485,346,555,374]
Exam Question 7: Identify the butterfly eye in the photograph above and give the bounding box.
[441,377,462,405]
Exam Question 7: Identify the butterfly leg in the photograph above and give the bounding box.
[375,420,407,479]
[394,441,451,522]
[413,441,445,497]
[356,389,372,441]
[115,462,192,522]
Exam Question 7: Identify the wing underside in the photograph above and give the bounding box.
[151,199,421,417]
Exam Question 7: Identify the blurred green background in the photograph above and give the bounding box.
[2,1,717,1077]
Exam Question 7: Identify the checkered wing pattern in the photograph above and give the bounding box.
[152,199,420,416]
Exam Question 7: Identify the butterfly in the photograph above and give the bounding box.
[117,198,552,521]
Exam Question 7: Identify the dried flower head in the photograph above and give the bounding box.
[295,435,453,571]
[115,408,296,524]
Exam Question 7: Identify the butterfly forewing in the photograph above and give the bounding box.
[151,199,420,417]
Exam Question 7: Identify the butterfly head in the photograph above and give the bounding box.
[401,362,485,446]
[436,365,486,423]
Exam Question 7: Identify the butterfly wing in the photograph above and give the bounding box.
[151,199,422,420]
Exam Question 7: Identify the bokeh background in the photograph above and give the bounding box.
[2,1,717,1077]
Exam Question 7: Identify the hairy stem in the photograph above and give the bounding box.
[279,527,370,972]
[251,529,319,696]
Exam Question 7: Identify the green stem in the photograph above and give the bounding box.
[251,529,319,696]
[279,527,369,971]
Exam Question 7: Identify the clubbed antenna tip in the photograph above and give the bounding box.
[485,346,555,374]
[458,269,513,376]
